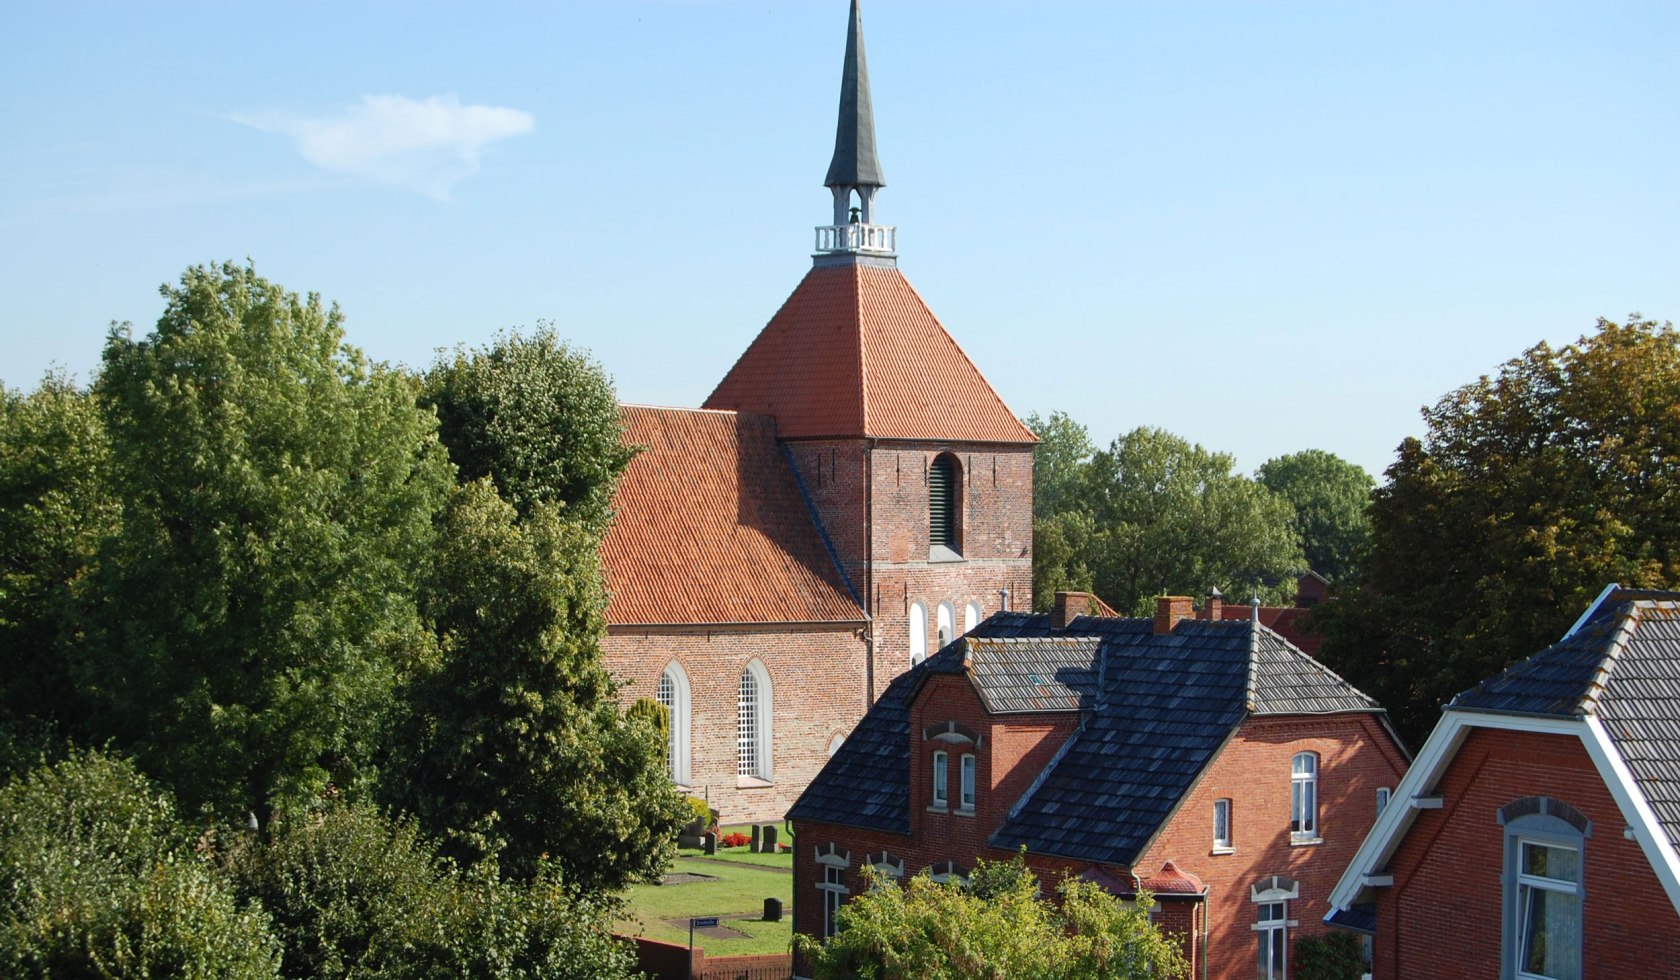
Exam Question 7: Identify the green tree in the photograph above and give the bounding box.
[389,480,685,889]
[1024,410,1096,521]
[1082,428,1304,613]
[0,749,282,978]
[1315,316,1680,746]
[0,374,118,767]
[78,261,455,825]
[1256,449,1374,582]
[423,328,635,533]
[797,854,1187,979]
[220,799,641,980]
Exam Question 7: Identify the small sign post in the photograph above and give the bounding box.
[687,917,718,980]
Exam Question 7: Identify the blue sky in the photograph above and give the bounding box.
[3,1,1676,478]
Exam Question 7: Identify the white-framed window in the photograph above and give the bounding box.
[737,661,772,781]
[657,663,692,786]
[1257,901,1288,979]
[937,602,955,649]
[1513,840,1581,980]
[931,751,948,808]
[869,851,905,888]
[928,861,968,886]
[964,600,981,634]
[959,754,976,811]
[1213,798,1233,851]
[910,602,927,666]
[815,846,851,939]
[1291,752,1319,841]
[827,733,845,757]
[1376,786,1392,817]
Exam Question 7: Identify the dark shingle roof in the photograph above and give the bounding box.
[966,636,1100,714]
[1454,591,1680,853]
[790,609,1385,863]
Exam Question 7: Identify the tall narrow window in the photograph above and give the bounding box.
[1514,841,1581,979]
[1376,787,1392,817]
[1213,798,1233,850]
[817,858,851,938]
[964,601,981,634]
[936,602,955,649]
[1291,753,1319,841]
[910,602,927,666]
[657,663,691,786]
[737,662,772,781]
[929,454,960,554]
[959,754,976,811]
[931,751,948,808]
[1256,901,1288,979]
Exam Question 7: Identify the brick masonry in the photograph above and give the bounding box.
[1373,726,1680,979]
[790,674,1410,979]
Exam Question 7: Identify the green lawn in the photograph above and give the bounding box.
[617,859,794,957]
[676,844,793,869]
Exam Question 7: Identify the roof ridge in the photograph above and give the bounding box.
[1580,598,1643,715]
[621,403,743,417]
[1245,619,1260,713]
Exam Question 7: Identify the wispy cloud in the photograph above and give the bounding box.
[234,95,535,201]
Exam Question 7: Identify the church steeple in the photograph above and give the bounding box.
[816,0,895,260]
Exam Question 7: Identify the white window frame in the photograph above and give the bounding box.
[1291,752,1320,842]
[959,753,976,812]
[1256,900,1289,979]
[815,846,851,939]
[737,660,773,782]
[1213,798,1233,852]
[657,662,692,786]
[931,750,948,809]
[936,602,955,649]
[1501,805,1587,980]
[1376,786,1392,818]
[910,601,927,666]
[964,600,981,634]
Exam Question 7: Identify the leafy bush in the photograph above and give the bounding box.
[0,749,282,978]
[1294,931,1367,980]
[681,794,714,833]
[220,799,641,979]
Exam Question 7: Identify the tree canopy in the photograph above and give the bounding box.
[797,854,1187,979]
[75,262,456,824]
[1256,449,1373,583]
[1028,421,1305,614]
[1315,316,1680,746]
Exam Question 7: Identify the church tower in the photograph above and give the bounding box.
[706,0,1036,700]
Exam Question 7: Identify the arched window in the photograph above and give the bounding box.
[738,661,773,782]
[910,602,928,666]
[964,601,981,634]
[1500,797,1590,980]
[657,663,692,786]
[937,602,955,649]
[929,454,961,556]
[1291,752,1319,841]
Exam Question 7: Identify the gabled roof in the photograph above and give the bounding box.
[703,263,1036,444]
[601,406,863,626]
[788,609,1384,861]
[1326,587,1680,922]
[966,636,1100,714]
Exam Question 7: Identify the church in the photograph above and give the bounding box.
[600,0,1036,824]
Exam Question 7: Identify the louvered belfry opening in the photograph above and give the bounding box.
[929,454,959,551]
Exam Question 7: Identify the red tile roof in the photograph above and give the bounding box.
[704,262,1036,443]
[602,405,865,626]
[1139,861,1206,896]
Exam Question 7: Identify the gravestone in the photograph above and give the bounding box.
[750,824,761,852]
[702,832,717,855]
[759,824,778,853]
[763,897,783,922]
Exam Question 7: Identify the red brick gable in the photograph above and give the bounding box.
[601,405,864,626]
[704,263,1036,444]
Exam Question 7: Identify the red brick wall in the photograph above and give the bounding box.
[1375,726,1680,979]
[1137,714,1410,980]
[606,623,867,824]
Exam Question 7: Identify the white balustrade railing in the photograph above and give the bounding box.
[815,223,897,254]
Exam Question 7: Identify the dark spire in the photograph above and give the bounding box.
[824,0,885,189]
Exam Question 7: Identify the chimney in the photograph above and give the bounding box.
[1154,596,1194,635]
[1052,591,1094,629]
[1199,587,1224,621]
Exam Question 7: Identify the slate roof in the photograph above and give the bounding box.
[966,636,1100,714]
[1450,590,1680,852]
[601,406,863,626]
[703,263,1037,444]
[789,610,1384,863]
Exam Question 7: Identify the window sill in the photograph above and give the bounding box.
[1290,835,1324,847]
[954,806,976,818]
[736,776,774,790]
[1210,845,1235,856]
[927,804,949,814]
[927,545,965,563]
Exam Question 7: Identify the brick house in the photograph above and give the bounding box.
[788,592,1410,978]
[599,0,1035,823]
[1325,586,1680,978]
